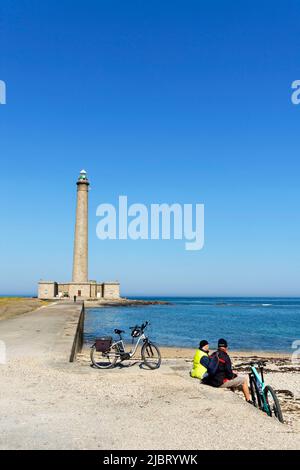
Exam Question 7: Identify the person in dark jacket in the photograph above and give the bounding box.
[205,338,251,402]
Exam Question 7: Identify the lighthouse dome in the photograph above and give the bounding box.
[78,169,88,181]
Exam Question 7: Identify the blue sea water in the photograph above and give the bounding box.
[84,297,300,352]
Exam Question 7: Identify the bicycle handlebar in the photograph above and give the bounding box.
[129,321,149,331]
[251,360,267,367]
[141,321,149,330]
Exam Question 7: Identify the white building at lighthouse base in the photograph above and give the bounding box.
[38,280,120,300]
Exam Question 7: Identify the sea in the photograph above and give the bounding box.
[84,297,300,353]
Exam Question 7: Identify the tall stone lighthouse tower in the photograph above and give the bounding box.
[72,170,89,282]
[38,169,120,300]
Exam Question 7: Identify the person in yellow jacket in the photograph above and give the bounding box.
[190,340,210,380]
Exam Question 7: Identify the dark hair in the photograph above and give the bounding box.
[199,340,209,349]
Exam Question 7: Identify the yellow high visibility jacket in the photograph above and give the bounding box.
[190,348,208,379]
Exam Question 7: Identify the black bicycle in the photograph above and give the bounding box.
[90,321,161,370]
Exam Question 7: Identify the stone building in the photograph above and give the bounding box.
[38,170,120,300]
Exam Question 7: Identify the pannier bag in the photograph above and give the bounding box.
[95,336,112,352]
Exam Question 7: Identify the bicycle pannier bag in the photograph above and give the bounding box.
[95,336,112,352]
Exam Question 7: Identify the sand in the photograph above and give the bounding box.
[79,345,300,433]
[0,349,299,450]
[0,302,299,450]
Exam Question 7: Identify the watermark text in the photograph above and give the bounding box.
[0,340,6,364]
[291,339,300,364]
[96,196,204,251]
[291,80,300,105]
[0,80,6,104]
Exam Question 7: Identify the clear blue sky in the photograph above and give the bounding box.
[1,0,300,296]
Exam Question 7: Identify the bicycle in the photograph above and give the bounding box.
[245,360,284,423]
[90,321,161,370]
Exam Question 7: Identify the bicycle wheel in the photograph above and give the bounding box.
[264,385,284,423]
[90,344,118,369]
[141,342,161,369]
[249,375,262,409]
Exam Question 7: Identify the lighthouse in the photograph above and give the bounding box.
[72,170,89,283]
[38,170,120,300]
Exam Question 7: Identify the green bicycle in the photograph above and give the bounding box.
[245,360,283,423]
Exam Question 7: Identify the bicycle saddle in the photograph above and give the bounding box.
[114,329,125,335]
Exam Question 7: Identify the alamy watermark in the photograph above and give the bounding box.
[0,340,6,364]
[96,196,204,251]
[291,339,300,364]
[291,80,300,104]
[0,80,6,104]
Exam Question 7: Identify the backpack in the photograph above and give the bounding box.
[207,351,220,377]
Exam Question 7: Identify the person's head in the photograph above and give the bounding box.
[218,338,228,350]
[199,340,209,352]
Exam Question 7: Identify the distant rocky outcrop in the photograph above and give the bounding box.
[84,298,171,307]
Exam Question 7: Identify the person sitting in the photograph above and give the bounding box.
[190,340,210,380]
[204,338,252,402]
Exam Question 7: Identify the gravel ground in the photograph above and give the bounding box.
[0,304,299,450]
[0,351,299,450]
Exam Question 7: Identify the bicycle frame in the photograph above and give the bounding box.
[112,332,147,358]
[250,365,270,415]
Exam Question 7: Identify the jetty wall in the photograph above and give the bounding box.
[70,303,85,362]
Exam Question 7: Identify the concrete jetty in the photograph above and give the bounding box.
[0,301,84,364]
